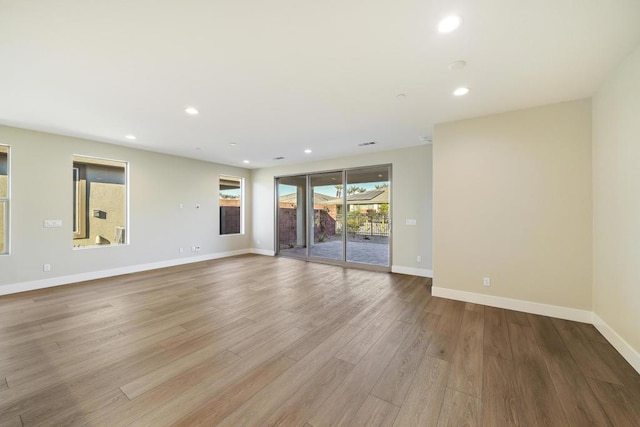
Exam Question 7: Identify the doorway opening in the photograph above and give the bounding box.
[276,165,391,269]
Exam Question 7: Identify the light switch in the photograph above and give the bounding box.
[405,219,417,226]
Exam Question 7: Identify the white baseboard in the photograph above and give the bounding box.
[391,265,433,278]
[431,286,593,323]
[0,249,252,297]
[592,313,640,374]
[250,248,275,256]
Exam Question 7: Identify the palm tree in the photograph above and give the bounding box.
[347,186,366,194]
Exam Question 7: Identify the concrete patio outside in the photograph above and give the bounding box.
[279,238,389,267]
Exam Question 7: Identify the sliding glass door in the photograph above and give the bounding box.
[277,175,307,258]
[309,171,344,261]
[276,165,391,269]
[345,167,390,266]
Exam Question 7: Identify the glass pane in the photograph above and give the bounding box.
[0,147,7,197]
[220,176,242,235]
[345,167,390,266]
[309,172,343,261]
[1,146,8,254]
[0,201,6,254]
[72,156,127,247]
[277,175,307,257]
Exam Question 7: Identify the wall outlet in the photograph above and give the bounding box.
[179,203,183,209]
[191,246,196,252]
[43,264,51,272]
[405,219,417,226]
[483,277,491,287]
[195,203,201,209]
[416,255,422,263]
[179,247,184,254]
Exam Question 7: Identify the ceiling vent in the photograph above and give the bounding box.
[358,141,376,147]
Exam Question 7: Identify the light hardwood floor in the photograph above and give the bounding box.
[1,254,639,426]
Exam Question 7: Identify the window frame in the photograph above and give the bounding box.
[219,175,244,236]
[73,166,88,239]
[72,154,130,249]
[0,144,10,256]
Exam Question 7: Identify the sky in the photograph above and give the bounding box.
[279,181,388,198]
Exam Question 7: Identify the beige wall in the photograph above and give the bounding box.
[593,44,640,353]
[433,100,593,309]
[252,145,433,272]
[0,125,251,290]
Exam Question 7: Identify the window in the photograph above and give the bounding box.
[0,145,9,255]
[219,175,243,235]
[73,156,128,248]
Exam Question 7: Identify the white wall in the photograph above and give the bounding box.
[593,43,640,363]
[433,100,593,317]
[0,125,252,294]
[251,145,433,275]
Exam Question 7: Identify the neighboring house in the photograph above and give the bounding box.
[72,157,127,247]
[279,192,335,209]
[325,187,389,214]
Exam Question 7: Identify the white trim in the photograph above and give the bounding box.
[593,313,640,374]
[391,265,433,278]
[250,248,275,256]
[0,249,251,297]
[431,286,592,323]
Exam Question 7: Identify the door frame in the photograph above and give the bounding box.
[274,164,392,272]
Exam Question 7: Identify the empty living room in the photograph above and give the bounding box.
[1,1,639,426]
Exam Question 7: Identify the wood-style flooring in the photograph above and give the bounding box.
[0,254,639,426]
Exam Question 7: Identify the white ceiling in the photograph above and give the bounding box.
[1,0,639,169]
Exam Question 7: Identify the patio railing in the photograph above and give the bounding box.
[336,212,390,237]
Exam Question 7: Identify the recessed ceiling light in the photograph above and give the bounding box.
[448,60,467,71]
[396,93,407,98]
[304,149,312,154]
[438,15,462,33]
[229,142,237,146]
[453,87,470,96]
[185,107,199,115]
[243,160,250,164]
[273,156,285,160]
[358,141,376,146]
[125,135,136,140]
[195,147,201,150]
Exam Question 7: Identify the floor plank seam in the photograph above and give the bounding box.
[368,391,402,409]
